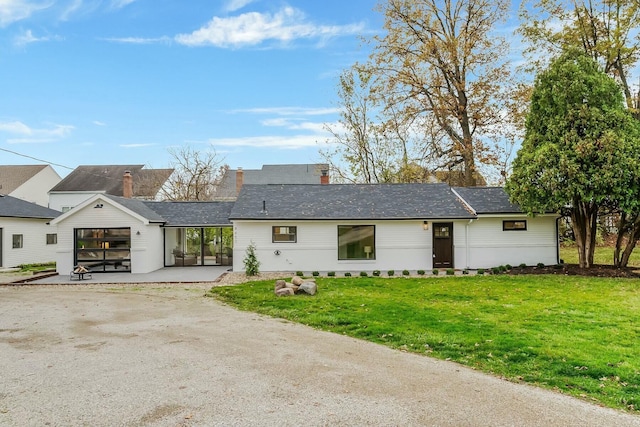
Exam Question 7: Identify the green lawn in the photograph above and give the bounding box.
[560,245,640,267]
[209,275,640,413]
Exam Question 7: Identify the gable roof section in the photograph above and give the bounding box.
[452,187,522,214]
[0,165,49,194]
[104,195,166,222]
[144,201,234,226]
[230,183,475,220]
[0,194,60,219]
[49,165,173,198]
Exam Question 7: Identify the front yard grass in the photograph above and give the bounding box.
[209,275,640,413]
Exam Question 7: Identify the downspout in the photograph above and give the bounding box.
[465,219,474,269]
[556,216,561,265]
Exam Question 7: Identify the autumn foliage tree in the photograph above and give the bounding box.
[363,0,521,186]
[159,146,227,201]
[506,52,640,268]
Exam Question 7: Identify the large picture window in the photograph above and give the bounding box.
[338,225,375,260]
[272,226,297,243]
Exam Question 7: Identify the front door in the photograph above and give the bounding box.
[432,222,453,268]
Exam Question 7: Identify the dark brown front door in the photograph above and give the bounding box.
[433,222,453,268]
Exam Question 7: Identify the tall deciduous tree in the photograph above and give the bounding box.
[506,52,640,268]
[365,0,519,186]
[160,146,227,201]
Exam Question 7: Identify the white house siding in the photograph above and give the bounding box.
[0,218,57,267]
[233,220,433,272]
[454,215,558,269]
[11,166,61,207]
[54,199,163,274]
[49,192,104,213]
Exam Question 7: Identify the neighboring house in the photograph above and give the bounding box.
[230,184,559,272]
[0,164,62,207]
[48,165,173,212]
[215,164,329,200]
[0,195,60,268]
[50,194,233,275]
[49,183,559,276]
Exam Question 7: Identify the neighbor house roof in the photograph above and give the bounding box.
[0,165,49,194]
[0,194,61,219]
[216,164,329,199]
[230,183,476,220]
[144,201,234,226]
[49,165,173,198]
[452,187,523,214]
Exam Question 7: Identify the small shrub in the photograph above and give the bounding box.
[536,262,545,268]
[387,270,395,276]
[505,264,512,270]
[417,269,425,275]
[491,267,501,274]
[360,271,368,277]
[243,241,260,276]
[402,269,410,276]
[372,270,381,277]
[446,268,455,275]
[295,271,304,277]
[462,269,469,275]
[312,271,320,277]
[519,263,527,269]
[344,272,352,277]
[477,268,485,275]
[498,265,507,272]
[432,269,439,275]
[327,271,335,277]
[553,264,563,270]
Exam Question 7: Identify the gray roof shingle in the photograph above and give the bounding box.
[0,195,61,219]
[230,183,475,220]
[143,201,234,226]
[452,187,523,214]
[0,165,49,194]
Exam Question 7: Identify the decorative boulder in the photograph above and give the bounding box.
[274,280,287,292]
[284,282,300,292]
[298,281,317,296]
[291,276,303,286]
[275,288,295,297]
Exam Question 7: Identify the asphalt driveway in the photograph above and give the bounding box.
[0,284,638,426]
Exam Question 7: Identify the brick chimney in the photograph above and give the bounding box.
[236,168,244,195]
[320,168,329,185]
[123,170,133,198]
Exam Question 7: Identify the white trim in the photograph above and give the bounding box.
[50,194,152,226]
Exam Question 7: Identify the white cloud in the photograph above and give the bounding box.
[0,0,51,27]
[231,106,339,116]
[92,120,106,126]
[102,36,172,44]
[208,135,322,150]
[175,6,364,48]
[0,121,74,143]
[224,0,255,12]
[111,0,136,9]
[60,0,83,21]
[13,29,62,47]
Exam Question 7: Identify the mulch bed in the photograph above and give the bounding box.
[508,264,640,278]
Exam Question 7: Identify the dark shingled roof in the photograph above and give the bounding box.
[143,201,234,226]
[103,195,166,223]
[0,165,49,194]
[452,187,523,214]
[0,195,61,219]
[230,183,475,220]
[50,165,173,198]
[216,164,329,199]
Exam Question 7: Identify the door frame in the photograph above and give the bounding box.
[432,222,453,268]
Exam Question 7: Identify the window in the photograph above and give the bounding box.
[46,234,57,245]
[503,220,527,231]
[12,234,23,249]
[338,225,375,260]
[272,226,297,243]
[61,206,72,213]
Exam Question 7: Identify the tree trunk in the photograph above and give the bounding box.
[571,200,598,268]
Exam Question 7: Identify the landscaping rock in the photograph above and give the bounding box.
[275,288,295,297]
[291,276,303,286]
[274,280,287,292]
[284,282,300,292]
[298,281,317,296]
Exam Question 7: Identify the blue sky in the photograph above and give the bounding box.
[0,0,381,176]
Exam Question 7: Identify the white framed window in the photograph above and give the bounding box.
[272,226,297,243]
[503,220,527,231]
[12,234,23,249]
[46,234,57,244]
[338,225,375,260]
